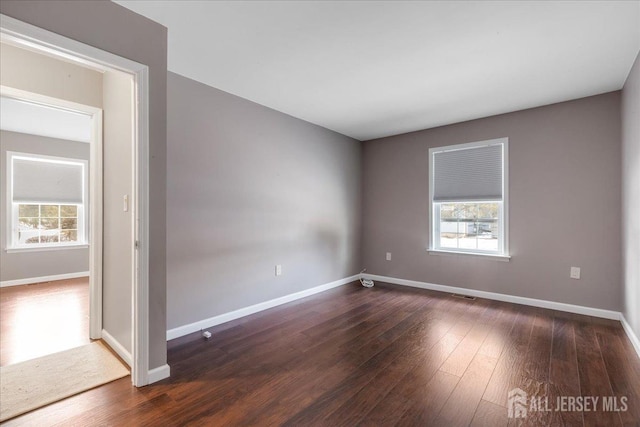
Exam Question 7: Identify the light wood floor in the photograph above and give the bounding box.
[0,277,90,367]
[3,281,640,426]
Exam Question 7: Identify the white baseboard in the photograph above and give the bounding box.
[0,271,90,288]
[164,271,640,364]
[166,274,360,341]
[362,273,621,320]
[620,314,640,360]
[147,364,170,384]
[101,329,132,367]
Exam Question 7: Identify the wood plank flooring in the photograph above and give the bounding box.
[0,277,90,367]
[3,281,639,426]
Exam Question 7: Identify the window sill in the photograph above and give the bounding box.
[427,249,511,261]
[6,244,89,253]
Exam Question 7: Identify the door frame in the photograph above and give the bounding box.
[1,13,151,386]
[1,85,103,340]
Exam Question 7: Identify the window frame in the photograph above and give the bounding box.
[6,151,89,251]
[428,138,509,259]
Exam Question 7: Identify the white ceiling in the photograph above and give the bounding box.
[116,1,640,141]
[0,97,92,143]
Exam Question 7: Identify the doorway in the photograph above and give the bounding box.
[0,14,151,386]
[0,91,99,366]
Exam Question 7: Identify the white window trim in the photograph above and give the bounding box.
[428,137,509,259]
[6,244,89,254]
[427,249,511,261]
[6,151,89,251]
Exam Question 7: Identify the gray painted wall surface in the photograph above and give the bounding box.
[622,52,640,337]
[167,72,362,330]
[361,92,622,311]
[0,0,169,369]
[0,131,89,281]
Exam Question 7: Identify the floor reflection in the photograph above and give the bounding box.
[0,277,90,366]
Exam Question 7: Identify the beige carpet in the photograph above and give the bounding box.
[0,341,129,422]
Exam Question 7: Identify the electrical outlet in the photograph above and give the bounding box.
[570,267,581,279]
[386,252,392,261]
[275,264,282,276]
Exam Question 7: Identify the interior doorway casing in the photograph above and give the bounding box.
[1,85,103,341]
[0,14,151,387]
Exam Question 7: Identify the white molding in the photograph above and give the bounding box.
[0,14,148,75]
[427,249,511,261]
[0,271,89,288]
[132,65,150,387]
[89,109,103,341]
[1,13,151,387]
[362,274,621,320]
[620,314,640,360]
[5,244,89,253]
[147,364,170,384]
[166,274,360,341]
[164,271,640,363]
[101,329,133,367]
[0,85,102,114]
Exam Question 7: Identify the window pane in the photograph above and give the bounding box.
[60,205,77,217]
[61,230,78,242]
[13,202,82,247]
[19,218,39,230]
[19,230,40,244]
[60,218,77,230]
[476,203,499,251]
[439,203,460,249]
[41,205,59,217]
[41,218,59,230]
[40,232,59,243]
[19,204,39,217]
[438,202,499,252]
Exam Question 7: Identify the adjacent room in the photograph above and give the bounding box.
[0,95,92,366]
[0,34,136,422]
[0,0,639,426]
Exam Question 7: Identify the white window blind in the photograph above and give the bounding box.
[432,144,503,202]
[12,157,85,204]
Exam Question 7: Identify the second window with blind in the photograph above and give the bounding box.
[7,152,88,249]
[428,138,509,258]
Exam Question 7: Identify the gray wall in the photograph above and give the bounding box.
[0,0,169,370]
[0,131,89,282]
[361,92,622,311]
[167,72,361,330]
[622,51,640,337]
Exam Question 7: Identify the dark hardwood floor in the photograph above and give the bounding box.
[4,281,640,426]
[0,277,90,367]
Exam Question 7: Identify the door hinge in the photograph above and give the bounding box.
[135,240,140,249]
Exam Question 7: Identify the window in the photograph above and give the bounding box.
[7,152,87,249]
[429,138,508,257]
[16,204,80,245]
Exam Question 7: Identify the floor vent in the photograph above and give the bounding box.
[451,293,476,300]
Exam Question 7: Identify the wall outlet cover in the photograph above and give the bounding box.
[570,267,581,279]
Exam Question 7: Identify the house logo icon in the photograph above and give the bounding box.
[508,388,528,418]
